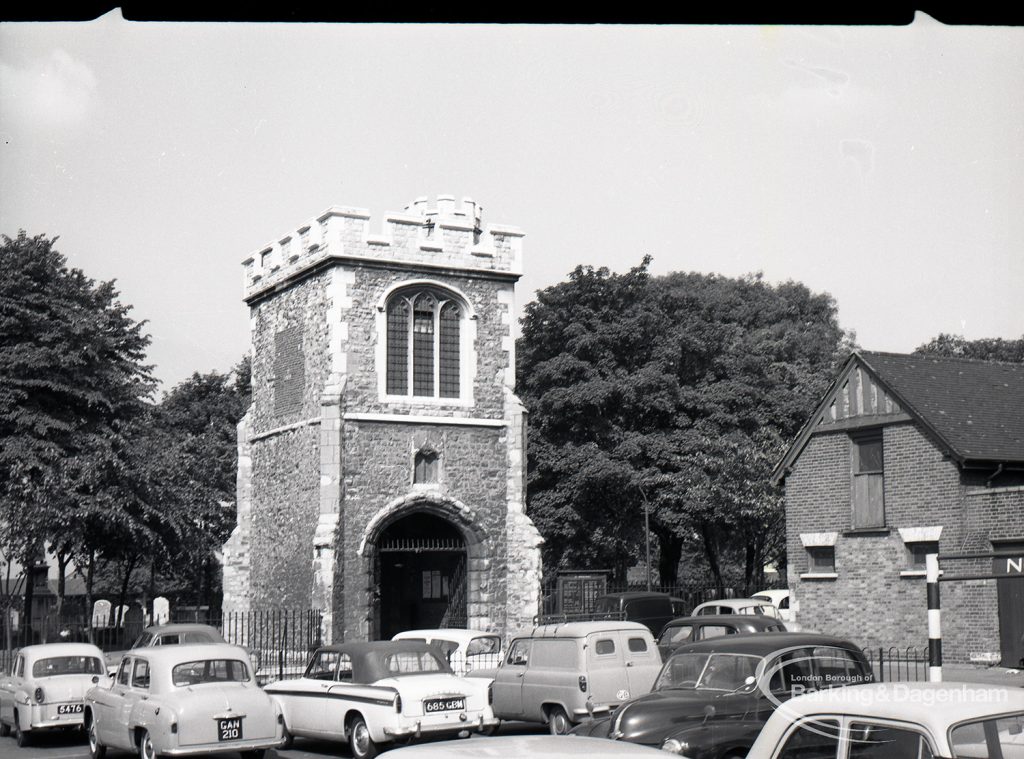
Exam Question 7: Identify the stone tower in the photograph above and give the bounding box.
[222,196,543,642]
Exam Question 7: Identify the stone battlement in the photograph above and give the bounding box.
[242,195,524,302]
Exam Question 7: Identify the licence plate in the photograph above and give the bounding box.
[423,697,465,713]
[57,704,84,715]
[218,718,243,741]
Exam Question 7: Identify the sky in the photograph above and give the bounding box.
[2,13,1022,391]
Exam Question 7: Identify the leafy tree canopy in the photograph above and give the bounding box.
[915,333,1024,363]
[518,259,851,589]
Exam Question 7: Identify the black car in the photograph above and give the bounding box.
[570,632,873,757]
[657,614,787,659]
[591,592,676,637]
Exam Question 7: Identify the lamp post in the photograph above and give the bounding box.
[638,486,652,592]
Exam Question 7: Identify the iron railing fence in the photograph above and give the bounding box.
[2,609,323,686]
[539,582,783,617]
[863,646,929,682]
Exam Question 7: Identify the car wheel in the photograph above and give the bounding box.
[349,715,379,759]
[13,714,29,747]
[88,718,107,759]
[0,719,9,738]
[138,729,159,759]
[280,722,294,750]
[481,721,501,737]
[547,706,571,736]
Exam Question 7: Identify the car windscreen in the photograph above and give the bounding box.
[655,652,761,692]
[131,632,154,648]
[592,598,618,613]
[32,656,105,678]
[172,659,250,686]
[950,712,1024,758]
[466,636,501,656]
[384,650,446,675]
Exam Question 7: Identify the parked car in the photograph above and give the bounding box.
[84,643,283,759]
[743,681,1024,758]
[591,592,676,636]
[483,621,662,734]
[571,632,873,756]
[391,628,503,676]
[388,734,671,757]
[102,622,227,672]
[657,614,787,659]
[751,589,793,623]
[692,598,780,619]
[0,642,106,746]
[263,640,496,758]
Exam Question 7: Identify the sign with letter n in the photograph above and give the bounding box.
[994,554,1024,577]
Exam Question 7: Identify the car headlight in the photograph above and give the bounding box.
[661,737,688,754]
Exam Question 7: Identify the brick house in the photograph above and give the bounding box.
[221,196,543,643]
[773,351,1024,666]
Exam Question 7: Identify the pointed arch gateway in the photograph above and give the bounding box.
[361,495,490,640]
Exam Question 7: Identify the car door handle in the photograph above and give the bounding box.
[626,662,634,667]
[516,672,525,678]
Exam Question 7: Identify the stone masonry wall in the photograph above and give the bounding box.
[338,420,510,640]
[786,421,1021,663]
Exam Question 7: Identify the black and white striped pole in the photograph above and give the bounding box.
[926,552,942,682]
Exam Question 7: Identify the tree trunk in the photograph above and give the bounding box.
[56,549,71,622]
[743,538,756,596]
[698,522,725,597]
[115,556,136,630]
[21,547,37,643]
[654,527,683,587]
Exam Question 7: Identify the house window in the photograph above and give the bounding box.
[907,541,939,571]
[851,431,885,528]
[386,288,462,399]
[807,546,836,574]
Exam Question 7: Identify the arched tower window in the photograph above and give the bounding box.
[386,287,462,399]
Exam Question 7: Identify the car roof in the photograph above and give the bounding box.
[772,682,1024,733]
[664,614,782,628]
[311,641,452,682]
[120,643,249,665]
[752,590,790,600]
[511,621,654,638]
[141,623,223,635]
[671,631,864,656]
[387,734,669,757]
[393,629,498,644]
[696,598,770,607]
[16,642,105,660]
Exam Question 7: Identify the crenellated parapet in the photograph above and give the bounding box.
[242,195,524,303]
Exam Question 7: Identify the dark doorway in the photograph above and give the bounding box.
[375,512,467,640]
[994,540,1024,668]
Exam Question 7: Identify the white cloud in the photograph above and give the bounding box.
[0,48,97,128]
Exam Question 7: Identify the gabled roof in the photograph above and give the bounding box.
[774,351,1024,483]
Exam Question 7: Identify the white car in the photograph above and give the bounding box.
[85,643,283,759]
[388,734,671,757]
[744,681,1024,758]
[264,640,497,758]
[391,629,503,676]
[0,642,106,746]
[692,598,780,619]
[751,589,793,623]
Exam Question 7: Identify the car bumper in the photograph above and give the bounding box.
[160,738,284,756]
[383,714,499,739]
[29,716,85,730]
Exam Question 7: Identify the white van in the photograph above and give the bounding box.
[487,621,661,734]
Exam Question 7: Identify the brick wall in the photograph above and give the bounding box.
[786,421,1023,663]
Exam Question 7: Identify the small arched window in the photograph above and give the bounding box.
[386,287,462,398]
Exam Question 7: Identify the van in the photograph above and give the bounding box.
[487,621,662,734]
[592,592,675,636]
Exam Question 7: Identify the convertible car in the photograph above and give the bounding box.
[263,640,497,758]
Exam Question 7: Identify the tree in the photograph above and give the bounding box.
[915,334,1024,363]
[518,260,849,591]
[0,232,155,631]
